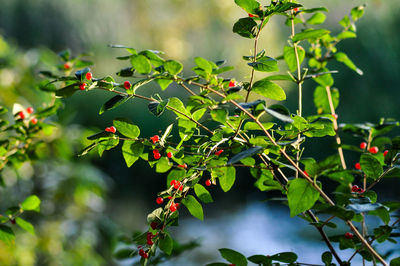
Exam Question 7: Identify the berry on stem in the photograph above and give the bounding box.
[355,162,361,170]
[79,83,86,91]
[369,146,379,154]
[228,80,236,87]
[138,249,148,259]
[30,118,38,125]
[156,197,164,205]
[154,152,161,160]
[26,107,34,114]
[150,135,159,144]
[170,180,177,187]
[215,149,224,156]
[85,72,93,81]
[303,170,309,177]
[173,181,181,190]
[18,111,25,120]
[383,150,389,157]
[352,185,359,192]
[205,179,212,187]
[178,163,187,169]
[170,203,177,212]
[63,62,71,70]
[331,114,338,120]
[359,142,367,149]
[167,152,173,158]
[293,7,299,12]
[105,126,116,133]
[178,185,183,191]
[248,13,255,18]
[123,81,131,90]
[150,221,158,230]
[345,232,353,239]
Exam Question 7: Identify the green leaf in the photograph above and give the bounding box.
[321,251,332,266]
[314,86,339,114]
[164,60,183,75]
[156,157,172,173]
[218,167,236,192]
[194,184,213,203]
[130,54,152,74]
[0,225,14,246]
[219,248,248,266]
[270,252,298,263]
[233,17,257,39]
[248,255,271,265]
[195,57,213,73]
[148,100,169,117]
[167,97,191,119]
[248,56,279,72]
[182,195,204,220]
[390,257,400,266]
[159,233,173,255]
[234,0,260,14]
[210,109,228,124]
[306,12,326,25]
[292,29,330,42]
[334,52,363,75]
[283,45,305,72]
[99,95,131,115]
[244,122,274,131]
[228,146,263,165]
[55,83,79,98]
[360,154,383,179]
[21,195,41,212]
[252,79,286,101]
[78,142,99,157]
[287,178,320,217]
[122,140,144,167]
[351,5,365,21]
[98,138,119,157]
[15,217,35,235]
[156,79,173,91]
[74,67,90,81]
[113,118,140,139]
[263,106,294,123]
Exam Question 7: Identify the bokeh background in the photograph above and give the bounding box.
[0,0,399,265]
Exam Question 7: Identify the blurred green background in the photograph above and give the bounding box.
[0,0,399,265]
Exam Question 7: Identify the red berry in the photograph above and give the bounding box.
[178,185,183,191]
[154,153,161,160]
[79,83,86,91]
[178,163,187,169]
[18,111,25,120]
[293,7,299,12]
[173,181,181,190]
[64,62,71,69]
[153,149,159,154]
[229,80,236,87]
[352,185,359,192]
[167,152,173,158]
[167,196,173,200]
[383,150,389,157]
[170,180,177,186]
[205,179,212,186]
[369,146,379,154]
[30,118,38,125]
[355,162,361,170]
[105,126,116,133]
[85,72,93,81]
[156,197,164,205]
[150,135,160,144]
[138,249,148,258]
[248,13,255,18]
[358,188,365,193]
[150,222,158,230]
[215,149,224,156]
[170,203,177,212]
[303,170,309,177]
[146,232,154,245]
[10,219,16,225]
[332,114,338,120]
[344,232,353,239]
[175,203,180,209]
[123,81,131,90]
[26,107,34,114]
[359,142,367,149]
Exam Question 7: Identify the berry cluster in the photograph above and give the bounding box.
[351,185,364,194]
[79,72,93,91]
[105,126,116,133]
[344,232,354,239]
[16,107,38,125]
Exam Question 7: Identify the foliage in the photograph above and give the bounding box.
[2,0,400,265]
